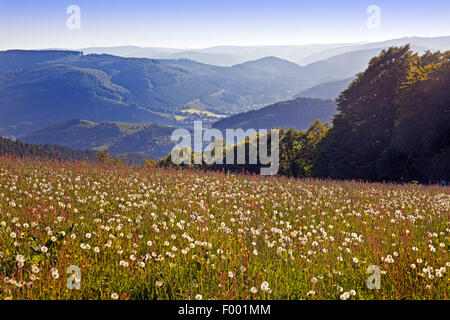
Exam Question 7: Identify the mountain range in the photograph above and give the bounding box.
[0,50,311,136]
[1,36,449,140]
[80,43,356,67]
[78,36,450,66]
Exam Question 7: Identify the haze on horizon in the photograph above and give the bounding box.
[1,0,450,50]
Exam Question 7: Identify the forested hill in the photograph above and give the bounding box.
[294,77,355,100]
[21,119,175,159]
[212,97,336,132]
[0,137,97,162]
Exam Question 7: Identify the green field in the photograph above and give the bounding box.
[0,157,448,300]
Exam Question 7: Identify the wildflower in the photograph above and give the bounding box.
[50,268,59,279]
[119,260,129,267]
[307,290,315,297]
[261,281,270,292]
[195,294,203,300]
[251,287,257,294]
[31,265,40,274]
[111,293,119,300]
[340,292,350,300]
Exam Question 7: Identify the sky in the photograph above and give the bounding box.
[0,0,449,50]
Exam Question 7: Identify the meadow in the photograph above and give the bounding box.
[0,156,448,300]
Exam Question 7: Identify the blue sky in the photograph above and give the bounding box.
[1,0,449,49]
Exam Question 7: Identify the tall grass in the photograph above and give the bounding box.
[0,156,448,300]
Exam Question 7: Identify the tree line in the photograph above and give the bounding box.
[0,137,97,162]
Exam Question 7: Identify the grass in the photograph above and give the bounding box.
[0,156,448,300]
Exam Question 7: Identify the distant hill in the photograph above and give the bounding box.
[297,36,450,65]
[81,44,348,66]
[294,77,355,100]
[297,48,388,84]
[0,136,97,162]
[0,62,172,137]
[21,119,176,159]
[212,97,336,132]
[79,37,450,66]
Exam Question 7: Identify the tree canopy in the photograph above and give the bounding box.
[314,46,450,182]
